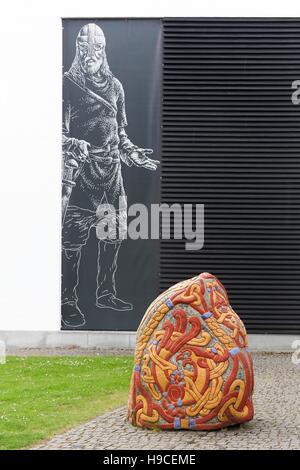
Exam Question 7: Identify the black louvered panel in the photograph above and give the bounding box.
[161,18,300,334]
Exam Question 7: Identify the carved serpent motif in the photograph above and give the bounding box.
[128,272,254,430]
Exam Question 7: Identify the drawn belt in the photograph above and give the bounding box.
[89,144,119,164]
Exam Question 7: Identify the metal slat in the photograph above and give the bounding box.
[161,18,300,334]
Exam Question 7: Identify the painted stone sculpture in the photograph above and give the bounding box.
[128,272,254,430]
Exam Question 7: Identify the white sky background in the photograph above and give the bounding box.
[0,0,300,330]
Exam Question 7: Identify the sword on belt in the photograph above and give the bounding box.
[62,144,119,223]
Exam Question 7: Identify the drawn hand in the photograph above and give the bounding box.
[66,138,91,162]
[129,148,160,171]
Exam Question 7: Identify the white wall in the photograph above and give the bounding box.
[0,0,299,331]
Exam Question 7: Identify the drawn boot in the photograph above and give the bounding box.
[61,248,86,327]
[95,240,133,311]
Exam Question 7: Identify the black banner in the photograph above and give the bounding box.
[61,19,161,331]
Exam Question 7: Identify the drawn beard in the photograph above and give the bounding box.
[81,57,103,77]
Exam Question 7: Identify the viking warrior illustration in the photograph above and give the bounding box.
[62,23,159,328]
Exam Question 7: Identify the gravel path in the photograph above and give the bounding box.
[32,353,300,450]
[7,347,133,357]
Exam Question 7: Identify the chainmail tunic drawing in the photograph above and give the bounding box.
[62,23,159,328]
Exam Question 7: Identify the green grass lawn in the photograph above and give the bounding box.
[0,355,133,450]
